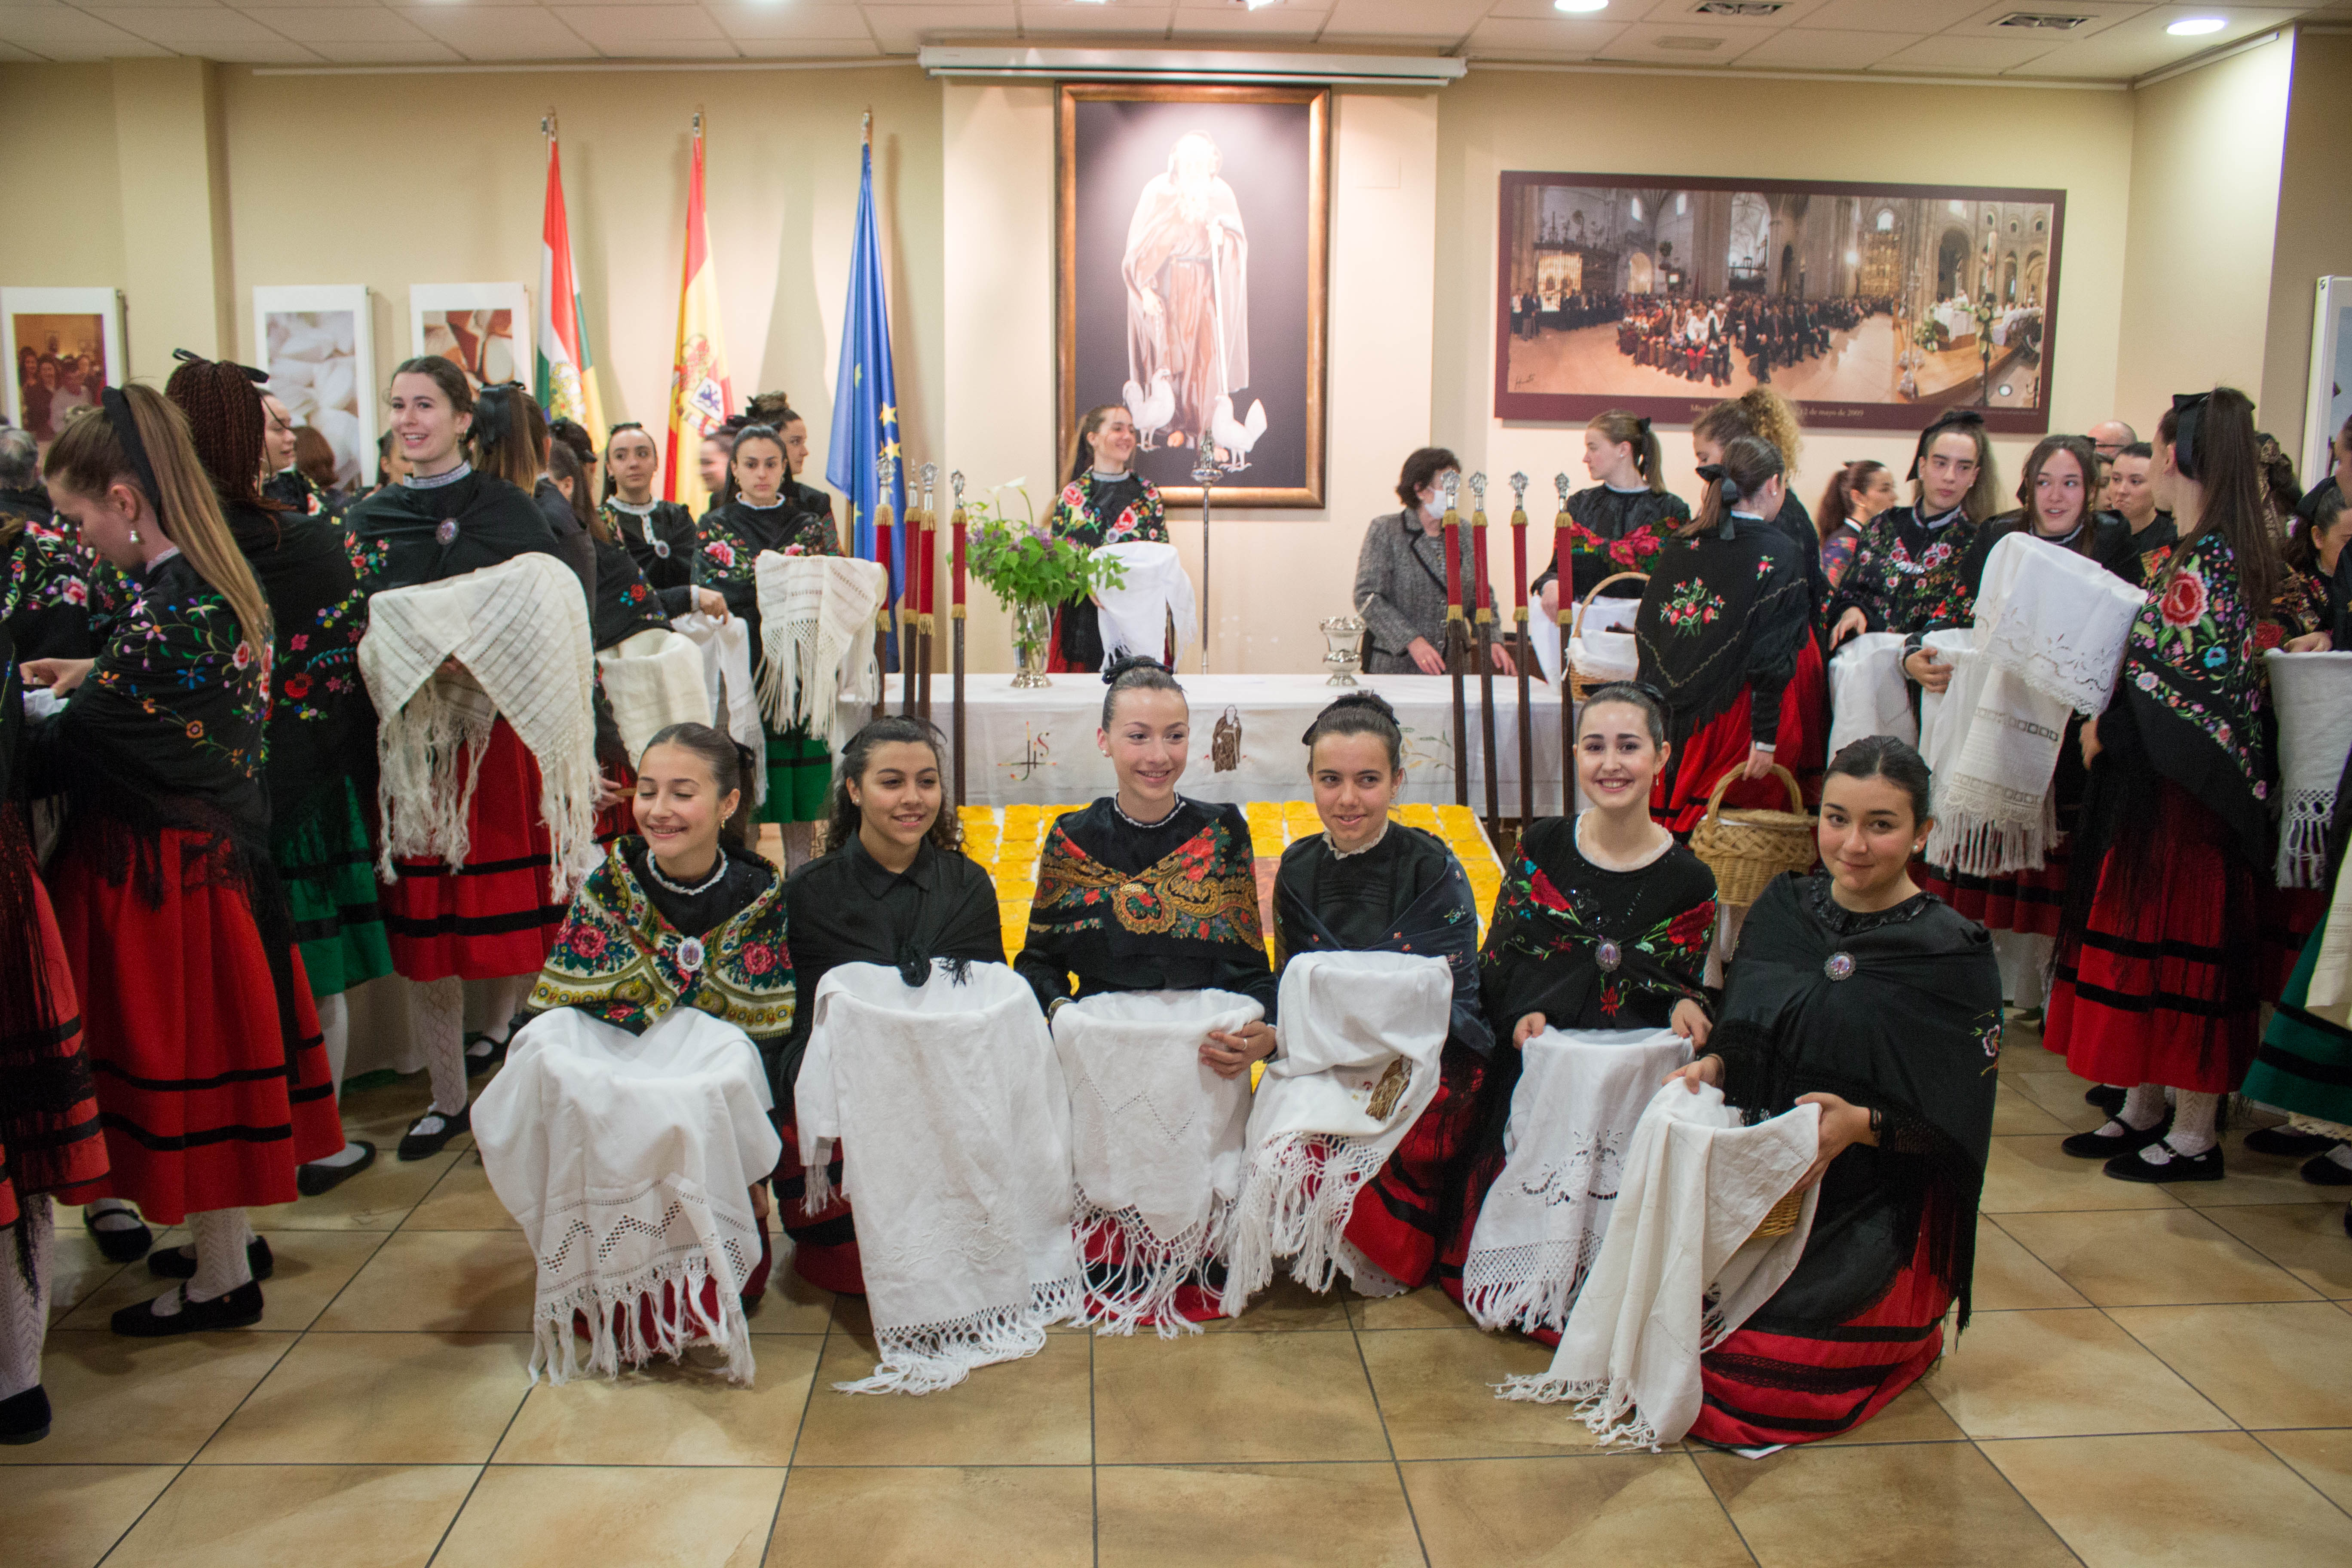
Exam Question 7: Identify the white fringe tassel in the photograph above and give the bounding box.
[1923,794,2055,879]
[2278,788,2336,890]
[1458,1236,1605,1336]
[1222,1131,1390,1316]
[375,682,495,878]
[835,1277,1084,1397]
[1072,1191,1234,1338]
[529,1250,757,1387]
[1494,1373,1662,1452]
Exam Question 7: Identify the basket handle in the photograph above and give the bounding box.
[1571,571,1650,641]
[1703,761,1806,824]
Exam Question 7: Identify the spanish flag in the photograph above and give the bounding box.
[665,114,733,515]
[535,126,606,439]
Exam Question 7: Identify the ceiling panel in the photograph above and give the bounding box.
[0,6,175,52]
[234,6,441,42]
[1169,4,1332,39]
[1629,0,1838,28]
[1942,0,2148,41]
[1801,0,1983,31]
[553,3,730,49]
[1021,1,1176,36]
[394,5,601,56]
[862,3,1017,51]
[2003,4,2303,74]
[1598,20,1755,60]
[1322,0,1488,34]
[1729,23,1916,64]
[707,1,873,38]
[305,35,464,58]
[1873,32,2062,68]
[730,31,882,53]
[1464,15,1630,56]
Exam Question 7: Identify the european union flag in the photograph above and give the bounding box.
[827,128,905,592]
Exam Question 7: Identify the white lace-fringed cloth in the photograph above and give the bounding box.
[1923,535,2142,878]
[1825,631,1919,761]
[359,552,600,891]
[1499,1083,1819,1450]
[671,610,764,805]
[2265,650,2352,891]
[796,960,1080,1394]
[755,553,886,753]
[1222,952,1452,1315]
[1055,988,1260,1336]
[1092,541,1197,671]
[472,1006,783,1385]
[596,628,712,763]
[1459,1028,1692,1335]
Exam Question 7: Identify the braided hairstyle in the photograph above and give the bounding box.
[1301,689,1403,772]
[1100,653,1186,729]
[162,352,271,510]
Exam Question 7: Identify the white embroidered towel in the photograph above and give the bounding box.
[796,960,1080,1394]
[596,628,712,763]
[1973,532,2143,717]
[1459,1028,1692,1335]
[359,552,599,890]
[1092,541,1197,671]
[1223,952,1452,1313]
[1499,1083,1819,1450]
[474,1006,782,1386]
[2264,650,2352,890]
[1825,632,1918,760]
[1054,988,1261,1337]
[753,553,887,749]
[671,610,764,804]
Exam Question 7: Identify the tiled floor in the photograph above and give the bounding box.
[13,1016,2352,1567]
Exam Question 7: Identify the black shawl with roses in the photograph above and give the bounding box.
[224,498,375,828]
[1635,515,1810,764]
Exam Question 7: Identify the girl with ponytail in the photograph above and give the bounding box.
[1815,459,1893,589]
[1693,387,1826,629]
[1531,410,1690,621]
[28,385,346,1336]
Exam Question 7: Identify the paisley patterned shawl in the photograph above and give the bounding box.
[1479,820,1716,1034]
[1274,833,1494,1059]
[1052,471,1168,548]
[1029,808,1262,965]
[527,841,794,1040]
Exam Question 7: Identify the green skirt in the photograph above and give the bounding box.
[273,776,396,999]
[761,721,834,826]
[2243,911,2352,1128]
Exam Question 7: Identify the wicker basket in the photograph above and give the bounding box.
[1752,1186,1806,1240]
[1567,571,1648,701]
[1689,763,1817,909]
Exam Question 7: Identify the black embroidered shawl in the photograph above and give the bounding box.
[1713,874,2001,1330]
[697,487,843,659]
[1635,515,1810,752]
[1826,505,1979,636]
[0,521,94,663]
[590,536,673,652]
[345,469,565,596]
[224,499,374,827]
[600,498,700,604]
[1531,486,1690,606]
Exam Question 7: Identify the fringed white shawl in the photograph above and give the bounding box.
[1222,952,1452,1314]
[1825,631,1919,761]
[2264,650,2352,891]
[473,1006,783,1386]
[1924,534,2142,877]
[359,552,600,890]
[1498,1083,1819,1450]
[1054,988,1260,1336]
[671,609,764,805]
[1092,541,1197,671]
[596,628,712,763]
[754,553,886,751]
[1459,1028,1693,1335]
[796,960,1080,1395]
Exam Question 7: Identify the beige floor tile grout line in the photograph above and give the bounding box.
[1342,1309,1436,1568]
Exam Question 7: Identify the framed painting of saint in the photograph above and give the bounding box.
[1057,83,1330,508]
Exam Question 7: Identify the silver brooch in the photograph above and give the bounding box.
[677,937,706,973]
[1825,952,1856,981]
[435,518,459,545]
[653,540,671,557]
[1596,938,1623,973]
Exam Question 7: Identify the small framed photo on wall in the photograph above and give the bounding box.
[1057,83,1330,508]
[409,282,530,395]
[3,287,128,452]
[2302,276,2352,489]
[253,285,376,491]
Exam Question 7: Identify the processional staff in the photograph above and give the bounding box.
[1441,471,1467,810]
[1554,472,1573,792]
[950,469,968,805]
[1509,472,1533,829]
[1193,441,1223,674]
[917,463,938,720]
[875,452,897,708]
[1470,473,1500,834]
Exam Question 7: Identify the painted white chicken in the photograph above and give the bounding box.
[1122,370,1174,450]
[1210,394,1268,469]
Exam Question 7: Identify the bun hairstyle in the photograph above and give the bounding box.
[722,423,789,507]
[1907,409,2003,521]
[642,721,758,850]
[744,390,799,430]
[469,382,550,490]
[1100,653,1185,729]
[824,714,961,858]
[162,349,272,511]
[2014,434,2101,548]
[388,355,475,418]
[1576,680,1668,747]
[1816,458,1888,542]
[1589,410,1665,494]
[1687,434,1784,539]
[1067,404,1127,484]
[44,384,273,657]
[1694,387,1803,475]
[1301,689,1403,772]
[1395,446,1461,514]
[1825,735,1935,829]
[2156,386,2278,616]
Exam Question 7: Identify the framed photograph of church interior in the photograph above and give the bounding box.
[253,285,375,491]
[1492,174,2065,435]
[409,282,530,395]
[2302,276,2352,488]
[3,286,127,451]
[1057,83,1330,507]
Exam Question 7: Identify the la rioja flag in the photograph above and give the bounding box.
[665,115,733,517]
[534,127,605,438]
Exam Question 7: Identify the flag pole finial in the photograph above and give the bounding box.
[692,109,703,137]
[542,110,556,139]
[863,109,872,147]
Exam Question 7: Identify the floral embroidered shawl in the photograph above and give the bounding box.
[0,521,94,663]
[1052,471,1168,549]
[1028,808,1262,967]
[1828,505,1980,636]
[1634,516,1810,750]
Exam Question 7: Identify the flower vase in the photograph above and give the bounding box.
[1011,598,1054,688]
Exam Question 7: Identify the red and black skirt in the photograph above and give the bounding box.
[2046,778,2263,1093]
[771,1108,863,1296]
[1347,1041,1490,1297]
[0,827,109,1228]
[382,718,569,983]
[594,757,639,846]
[1920,839,2070,937]
[46,824,343,1225]
[1654,638,1828,836]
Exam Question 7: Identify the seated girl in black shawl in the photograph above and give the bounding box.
[776,716,1003,1296]
[1271,691,1494,1293]
[1665,737,2001,1449]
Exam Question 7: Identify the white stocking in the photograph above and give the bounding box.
[0,1197,52,1400]
[2121,1082,2167,1131]
[474,973,533,1049]
[2166,1090,2220,1158]
[415,976,468,1116]
[187,1209,254,1303]
[318,990,351,1096]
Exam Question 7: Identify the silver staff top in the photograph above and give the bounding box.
[1468,472,1487,507]
[1439,469,1459,511]
[1555,472,1571,504]
[949,469,965,501]
[1510,471,1529,506]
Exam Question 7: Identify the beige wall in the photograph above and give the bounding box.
[2262,29,2352,476]
[0,65,126,292]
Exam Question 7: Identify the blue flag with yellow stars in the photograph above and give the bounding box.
[827,127,905,591]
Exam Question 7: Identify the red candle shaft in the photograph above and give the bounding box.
[1512,518,1528,609]
[953,518,967,606]
[920,513,935,614]
[1443,518,1461,608]
[878,521,894,603]
[1553,522,1569,617]
[1473,514,1490,612]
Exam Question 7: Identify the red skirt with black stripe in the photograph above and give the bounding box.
[382,718,569,983]
[1919,839,2070,937]
[1654,638,1829,836]
[0,829,110,1227]
[46,825,343,1225]
[772,1109,864,1296]
[1346,1041,1490,1295]
[594,758,638,845]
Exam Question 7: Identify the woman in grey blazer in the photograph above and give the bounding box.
[1352,447,1516,676]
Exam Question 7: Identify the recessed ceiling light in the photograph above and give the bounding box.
[1555,1,1611,13]
[2167,16,2228,35]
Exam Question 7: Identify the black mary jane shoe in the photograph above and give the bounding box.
[297,1141,378,1197]
[82,1207,153,1264]
[110,1280,265,1337]
[2061,1116,2171,1161]
[462,1032,506,1078]
[2301,1152,2352,1187]
[2083,1084,2127,1116]
[397,1104,471,1162]
[148,1234,273,1283]
[0,1386,51,1445]
[2104,1140,2225,1184]
[2245,1126,2342,1159]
